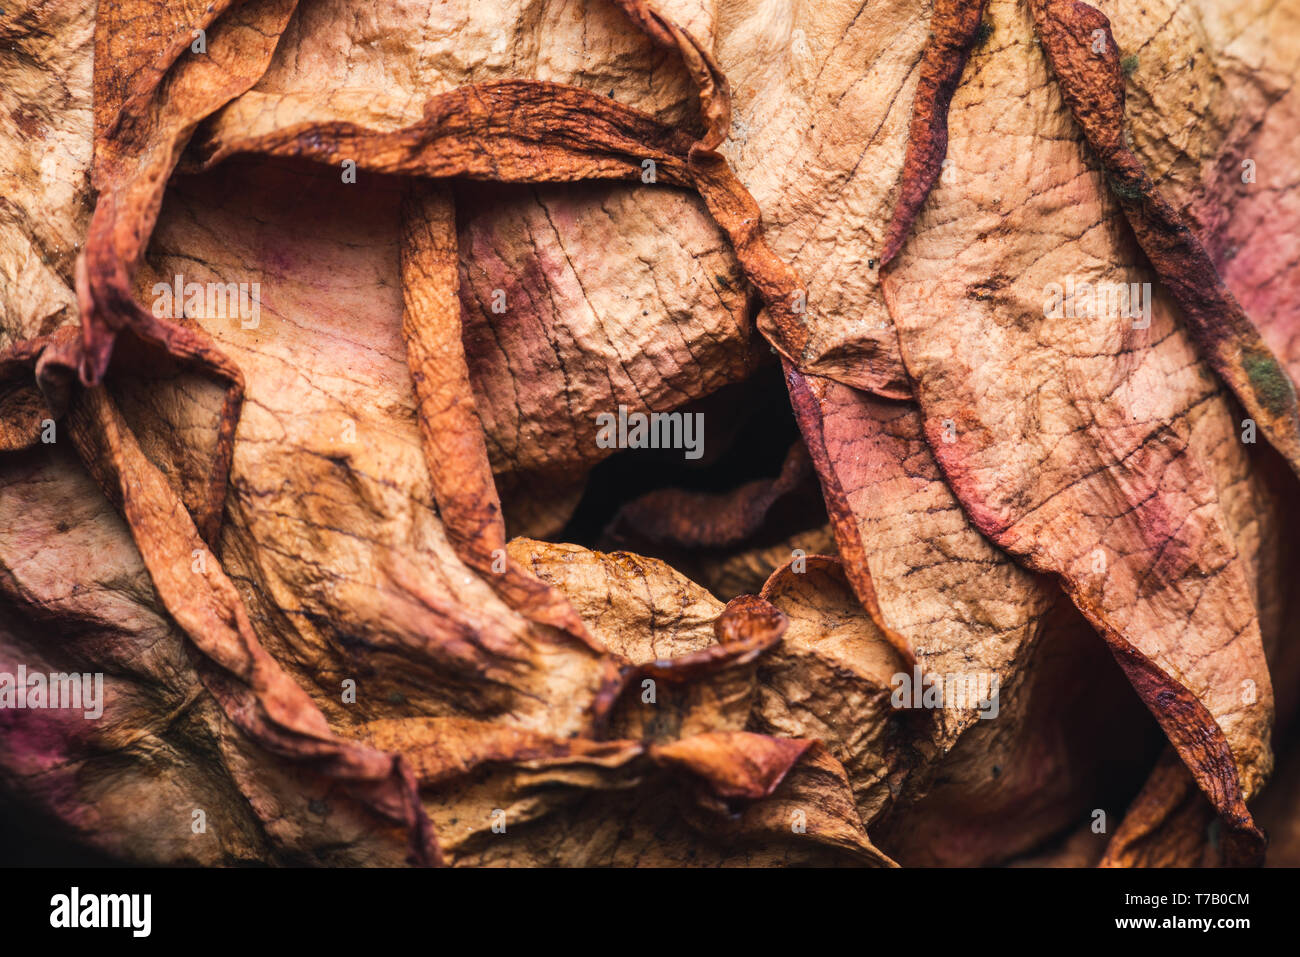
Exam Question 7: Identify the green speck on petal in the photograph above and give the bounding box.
[1244,350,1295,416]
[1107,175,1143,201]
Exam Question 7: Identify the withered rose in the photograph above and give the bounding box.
[1,0,1299,868]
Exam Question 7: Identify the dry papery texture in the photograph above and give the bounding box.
[0,0,1298,868]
